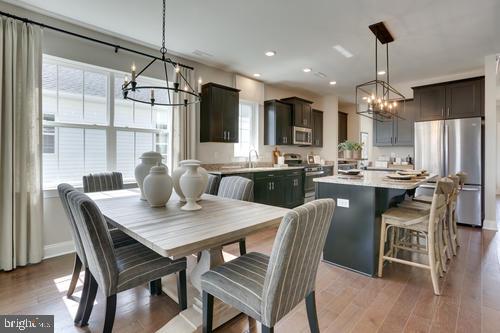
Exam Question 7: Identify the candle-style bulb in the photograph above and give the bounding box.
[124,76,129,83]
[131,63,136,82]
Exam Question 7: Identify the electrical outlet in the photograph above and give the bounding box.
[337,198,349,208]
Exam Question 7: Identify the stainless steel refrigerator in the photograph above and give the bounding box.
[414,117,483,226]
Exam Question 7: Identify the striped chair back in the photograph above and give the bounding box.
[57,183,88,268]
[82,172,124,193]
[205,174,220,195]
[67,190,119,296]
[217,176,254,201]
[261,199,335,327]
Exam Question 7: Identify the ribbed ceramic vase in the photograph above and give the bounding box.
[172,160,208,202]
[179,163,204,211]
[143,166,173,207]
[135,151,164,200]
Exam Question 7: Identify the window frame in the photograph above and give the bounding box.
[234,99,259,158]
[42,55,173,192]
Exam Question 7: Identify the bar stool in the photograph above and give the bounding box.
[378,178,454,295]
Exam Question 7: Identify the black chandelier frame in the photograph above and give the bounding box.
[121,0,200,107]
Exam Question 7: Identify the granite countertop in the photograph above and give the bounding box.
[366,165,414,171]
[208,166,305,175]
[313,171,437,190]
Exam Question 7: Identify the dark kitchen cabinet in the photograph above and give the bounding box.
[445,79,482,119]
[414,85,445,121]
[284,170,304,208]
[413,76,484,121]
[373,99,415,147]
[264,100,293,145]
[338,112,348,143]
[312,109,323,147]
[252,169,304,208]
[200,82,240,142]
[281,97,313,128]
[393,99,415,146]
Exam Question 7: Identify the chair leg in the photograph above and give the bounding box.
[177,270,187,311]
[67,254,82,298]
[377,220,387,278]
[305,291,319,333]
[103,294,117,333]
[74,268,90,324]
[239,239,247,255]
[149,279,162,296]
[261,324,274,333]
[202,291,214,333]
[79,273,98,327]
[428,235,441,295]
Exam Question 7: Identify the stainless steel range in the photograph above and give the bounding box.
[283,153,326,202]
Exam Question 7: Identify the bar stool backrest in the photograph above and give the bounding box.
[428,178,454,241]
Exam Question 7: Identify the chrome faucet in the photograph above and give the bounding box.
[248,149,259,168]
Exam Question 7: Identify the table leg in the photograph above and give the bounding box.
[157,248,240,333]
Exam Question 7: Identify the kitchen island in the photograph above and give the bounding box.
[314,171,436,276]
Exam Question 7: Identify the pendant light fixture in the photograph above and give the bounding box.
[355,22,405,121]
[121,0,200,107]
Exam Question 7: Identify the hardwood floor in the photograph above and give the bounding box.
[1,225,499,333]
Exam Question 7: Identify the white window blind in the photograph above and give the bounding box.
[234,101,258,158]
[42,56,172,189]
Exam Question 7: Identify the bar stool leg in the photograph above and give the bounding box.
[428,232,441,295]
[378,219,387,278]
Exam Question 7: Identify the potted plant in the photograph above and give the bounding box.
[352,142,363,159]
[338,141,363,160]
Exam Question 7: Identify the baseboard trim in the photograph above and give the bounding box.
[483,219,498,231]
[43,241,75,259]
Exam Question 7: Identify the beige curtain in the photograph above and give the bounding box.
[172,66,197,168]
[0,17,43,271]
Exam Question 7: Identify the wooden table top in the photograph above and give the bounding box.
[88,189,290,259]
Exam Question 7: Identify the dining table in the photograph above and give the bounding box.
[88,188,290,333]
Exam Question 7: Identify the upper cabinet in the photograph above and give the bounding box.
[373,99,415,147]
[264,100,293,145]
[312,109,323,147]
[200,83,240,143]
[281,97,313,128]
[413,77,484,122]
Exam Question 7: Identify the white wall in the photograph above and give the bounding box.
[484,55,498,230]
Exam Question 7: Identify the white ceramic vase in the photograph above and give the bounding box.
[172,160,208,202]
[135,151,164,200]
[179,163,204,211]
[143,166,173,207]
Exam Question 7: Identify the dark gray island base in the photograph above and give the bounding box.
[314,172,436,277]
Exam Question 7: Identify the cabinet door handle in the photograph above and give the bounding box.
[441,108,444,117]
[447,107,450,117]
[268,182,271,190]
[227,131,230,140]
[272,182,275,190]
[223,131,227,141]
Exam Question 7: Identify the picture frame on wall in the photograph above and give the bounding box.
[360,132,368,160]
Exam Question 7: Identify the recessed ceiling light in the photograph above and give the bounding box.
[333,45,353,58]
[377,70,386,75]
[362,96,368,100]
[329,81,337,85]
[303,68,312,73]
[265,51,276,57]
[253,73,261,77]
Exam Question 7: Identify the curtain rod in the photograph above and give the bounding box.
[0,10,194,70]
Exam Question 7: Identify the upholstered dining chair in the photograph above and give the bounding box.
[205,174,220,195]
[82,171,124,193]
[66,189,188,333]
[201,199,336,333]
[58,184,164,326]
[217,176,254,255]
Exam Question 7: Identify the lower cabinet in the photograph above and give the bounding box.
[247,170,305,208]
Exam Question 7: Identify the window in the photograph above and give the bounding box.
[42,56,172,189]
[234,101,258,158]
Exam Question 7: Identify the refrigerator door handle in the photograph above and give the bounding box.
[460,187,481,192]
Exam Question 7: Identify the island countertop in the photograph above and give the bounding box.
[313,171,437,190]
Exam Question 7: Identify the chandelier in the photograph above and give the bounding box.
[121,0,200,107]
[355,22,405,121]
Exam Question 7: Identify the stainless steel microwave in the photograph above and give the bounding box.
[293,126,312,145]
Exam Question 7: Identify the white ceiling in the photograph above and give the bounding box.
[6,0,500,100]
